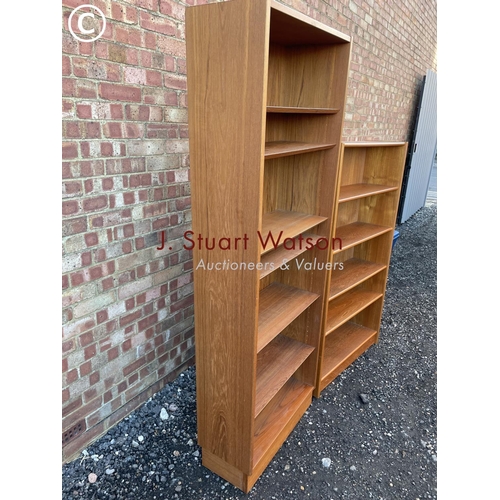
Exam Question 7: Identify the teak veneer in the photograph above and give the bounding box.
[315,142,408,397]
[186,0,350,491]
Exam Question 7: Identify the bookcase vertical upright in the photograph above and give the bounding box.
[186,0,351,491]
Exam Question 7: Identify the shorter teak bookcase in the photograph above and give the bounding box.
[315,141,408,396]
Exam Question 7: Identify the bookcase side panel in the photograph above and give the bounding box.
[186,0,270,474]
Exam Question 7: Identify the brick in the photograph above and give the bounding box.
[89,371,100,385]
[84,344,97,360]
[138,312,158,332]
[62,55,71,75]
[99,83,141,102]
[146,70,162,86]
[164,108,188,123]
[85,122,101,138]
[73,291,115,319]
[85,233,99,247]
[140,12,176,36]
[146,123,178,139]
[79,331,94,347]
[129,173,152,187]
[159,0,186,20]
[128,140,166,156]
[163,73,187,90]
[123,356,146,377]
[124,123,143,138]
[80,360,92,376]
[62,200,79,216]
[157,35,185,58]
[62,142,78,159]
[124,67,147,85]
[62,217,87,236]
[83,195,108,212]
[103,123,123,138]
[118,276,152,300]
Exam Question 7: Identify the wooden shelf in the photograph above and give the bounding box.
[264,141,335,159]
[320,322,377,388]
[333,222,392,254]
[253,377,312,469]
[267,106,339,114]
[261,210,327,255]
[329,258,386,300]
[258,282,319,352]
[339,183,398,202]
[325,288,382,334]
[260,233,323,279]
[255,335,314,417]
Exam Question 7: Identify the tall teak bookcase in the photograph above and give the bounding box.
[315,142,408,396]
[186,0,351,491]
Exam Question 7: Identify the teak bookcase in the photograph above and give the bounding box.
[186,0,350,491]
[315,142,408,396]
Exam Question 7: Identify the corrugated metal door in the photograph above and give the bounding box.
[398,69,437,223]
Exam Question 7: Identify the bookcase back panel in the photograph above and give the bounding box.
[267,44,338,108]
[350,298,384,333]
[341,144,407,187]
[259,248,327,296]
[354,231,393,265]
[336,193,399,228]
[357,192,400,227]
[364,146,407,186]
[340,147,367,186]
[265,114,334,144]
[336,199,361,227]
[262,153,323,215]
[333,247,354,264]
[269,4,351,46]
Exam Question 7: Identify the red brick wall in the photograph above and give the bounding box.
[62,0,437,461]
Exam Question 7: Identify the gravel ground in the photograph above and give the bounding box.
[62,203,437,500]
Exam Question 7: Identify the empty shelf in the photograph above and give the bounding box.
[329,258,386,299]
[320,322,377,388]
[260,210,327,255]
[260,233,323,279]
[253,377,313,469]
[333,222,392,254]
[267,106,339,114]
[258,282,319,352]
[255,335,314,418]
[264,141,335,159]
[325,288,382,334]
[339,183,398,202]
